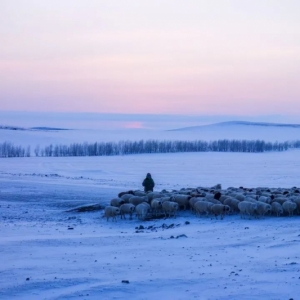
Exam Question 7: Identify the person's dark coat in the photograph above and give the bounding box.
[142,173,155,192]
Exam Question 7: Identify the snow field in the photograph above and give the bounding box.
[1,150,300,299]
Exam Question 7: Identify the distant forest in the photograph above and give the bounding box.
[1,139,300,158]
[0,142,31,157]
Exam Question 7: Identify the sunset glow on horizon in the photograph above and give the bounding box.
[1,1,300,117]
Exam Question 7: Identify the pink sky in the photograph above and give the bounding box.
[0,1,299,116]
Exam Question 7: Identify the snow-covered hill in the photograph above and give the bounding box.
[1,120,300,150]
[170,121,300,130]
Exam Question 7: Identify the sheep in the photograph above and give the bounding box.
[194,201,214,217]
[136,202,150,220]
[257,196,271,204]
[245,192,257,198]
[229,193,245,201]
[190,191,205,197]
[290,197,300,214]
[146,192,163,202]
[189,197,205,212]
[151,193,166,201]
[205,198,222,205]
[238,201,258,219]
[272,196,288,205]
[256,201,272,218]
[162,201,179,218]
[210,204,230,220]
[118,190,134,198]
[223,197,240,212]
[151,199,162,216]
[219,195,228,203]
[194,190,207,197]
[291,188,300,195]
[109,186,300,222]
[204,194,214,201]
[159,196,172,203]
[133,190,147,197]
[119,203,135,220]
[271,202,283,217]
[120,193,135,203]
[129,196,149,206]
[282,201,297,216]
[104,206,120,221]
[171,194,191,210]
[178,188,193,195]
[211,183,222,190]
[243,197,257,204]
[260,192,272,198]
[110,198,125,207]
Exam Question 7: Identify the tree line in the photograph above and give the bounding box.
[1,139,300,158]
[0,142,30,157]
[34,139,300,157]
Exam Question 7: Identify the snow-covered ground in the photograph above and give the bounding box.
[1,150,300,299]
[1,151,300,190]
[1,114,300,299]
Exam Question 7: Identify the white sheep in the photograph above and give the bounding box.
[259,192,272,198]
[146,192,163,202]
[238,201,258,219]
[133,190,147,197]
[171,194,191,210]
[194,201,214,217]
[136,202,150,220]
[204,194,214,201]
[178,188,194,195]
[272,196,288,205]
[210,204,230,220]
[104,206,120,221]
[162,201,179,218]
[223,197,240,212]
[271,202,283,217]
[189,197,205,213]
[256,201,272,218]
[219,195,229,203]
[282,201,297,216]
[245,192,257,198]
[119,203,135,220]
[129,196,148,206]
[290,197,300,214]
[205,198,222,205]
[257,196,271,204]
[243,197,257,204]
[159,196,172,203]
[120,193,135,203]
[230,193,245,201]
[110,198,125,207]
[118,190,134,198]
[211,183,222,190]
[151,199,162,216]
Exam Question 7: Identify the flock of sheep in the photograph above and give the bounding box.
[103,184,300,221]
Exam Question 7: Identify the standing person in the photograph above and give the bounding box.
[142,173,155,192]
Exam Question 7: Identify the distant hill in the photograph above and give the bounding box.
[169,121,300,131]
[0,125,26,131]
[1,120,300,148]
[0,125,68,131]
[30,127,69,131]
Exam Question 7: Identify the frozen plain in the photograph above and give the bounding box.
[1,119,300,300]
